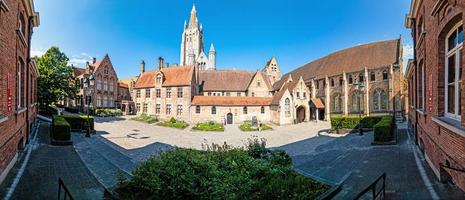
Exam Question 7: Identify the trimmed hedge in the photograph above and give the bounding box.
[331,115,395,142]
[52,116,71,141]
[95,108,123,117]
[330,116,383,129]
[373,116,395,142]
[61,115,94,131]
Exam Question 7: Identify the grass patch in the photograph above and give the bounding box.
[116,139,329,199]
[192,121,225,132]
[131,113,159,124]
[158,117,189,129]
[239,121,273,132]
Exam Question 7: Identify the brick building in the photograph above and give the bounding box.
[273,39,406,121]
[0,0,39,184]
[70,55,119,111]
[406,0,465,191]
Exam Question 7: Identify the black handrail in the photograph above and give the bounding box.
[58,178,74,200]
[353,172,386,200]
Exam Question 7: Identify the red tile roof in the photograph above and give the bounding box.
[273,39,400,90]
[192,96,272,106]
[134,66,194,88]
[199,70,256,91]
[73,67,85,77]
[311,98,325,109]
[118,82,129,88]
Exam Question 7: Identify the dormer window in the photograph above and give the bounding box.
[156,74,162,85]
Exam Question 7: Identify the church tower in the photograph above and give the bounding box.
[263,56,281,85]
[180,4,216,70]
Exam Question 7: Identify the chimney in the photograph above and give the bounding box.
[92,57,96,64]
[140,60,146,74]
[158,57,164,70]
[166,63,170,68]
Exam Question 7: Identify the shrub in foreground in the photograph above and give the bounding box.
[117,141,329,199]
[192,121,225,132]
[61,114,94,131]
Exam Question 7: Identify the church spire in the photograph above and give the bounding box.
[188,4,198,29]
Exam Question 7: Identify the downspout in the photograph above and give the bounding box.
[25,16,34,144]
[411,18,419,145]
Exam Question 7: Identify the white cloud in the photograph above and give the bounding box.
[69,53,93,67]
[31,48,46,57]
[403,44,414,71]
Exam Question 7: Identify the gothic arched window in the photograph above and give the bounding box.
[284,98,291,117]
[350,92,364,113]
[380,90,387,110]
[373,91,380,111]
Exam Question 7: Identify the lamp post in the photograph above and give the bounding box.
[83,71,95,137]
[355,82,365,136]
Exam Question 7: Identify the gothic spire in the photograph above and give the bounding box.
[188,4,198,29]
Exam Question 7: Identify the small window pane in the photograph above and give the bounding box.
[458,26,463,44]
[448,55,456,84]
[448,84,455,114]
[448,31,458,51]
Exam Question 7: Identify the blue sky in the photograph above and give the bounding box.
[31,0,413,79]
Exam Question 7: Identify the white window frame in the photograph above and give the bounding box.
[17,60,22,109]
[445,23,463,120]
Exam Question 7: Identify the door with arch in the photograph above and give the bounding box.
[227,113,233,124]
[296,106,306,123]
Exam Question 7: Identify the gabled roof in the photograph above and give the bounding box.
[192,96,272,106]
[199,70,256,92]
[311,98,325,109]
[118,82,129,88]
[270,83,290,105]
[73,67,85,77]
[134,66,194,89]
[273,39,401,90]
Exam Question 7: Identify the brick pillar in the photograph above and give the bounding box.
[365,67,370,116]
[325,76,330,120]
[343,71,349,115]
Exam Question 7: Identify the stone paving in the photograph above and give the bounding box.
[0,122,106,200]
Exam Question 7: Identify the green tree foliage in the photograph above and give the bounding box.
[36,47,78,109]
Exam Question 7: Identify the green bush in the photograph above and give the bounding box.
[331,116,383,129]
[96,108,123,116]
[131,113,159,124]
[117,147,329,199]
[240,122,273,132]
[52,116,71,141]
[269,149,292,168]
[158,118,189,129]
[60,115,94,131]
[374,116,395,142]
[192,121,224,132]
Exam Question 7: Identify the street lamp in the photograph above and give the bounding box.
[355,82,365,136]
[83,70,95,137]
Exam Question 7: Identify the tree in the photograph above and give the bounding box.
[37,47,79,110]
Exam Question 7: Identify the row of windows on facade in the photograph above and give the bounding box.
[330,90,388,113]
[315,70,389,89]
[415,24,463,120]
[80,78,115,92]
[96,96,115,108]
[135,103,267,116]
[136,88,184,98]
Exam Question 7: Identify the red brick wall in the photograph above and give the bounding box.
[408,0,465,191]
[0,0,38,182]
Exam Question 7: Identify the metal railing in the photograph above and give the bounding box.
[353,173,386,200]
[58,178,74,200]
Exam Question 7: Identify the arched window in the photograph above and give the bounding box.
[445,24,463,119]
[373,91,380,111]
[370,71,376,81]
[380,90,387,110]
[19,14,26,36]
[243,106,248,114]
[211,106,216,114]
[332,94,342,113]
[350,92,364,113]
[382,70,388,80]
[284,98,291,117]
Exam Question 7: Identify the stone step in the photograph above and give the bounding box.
[73,134,133,191]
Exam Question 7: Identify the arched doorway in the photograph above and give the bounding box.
[227,113,233,124]
[296,106,306,123]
